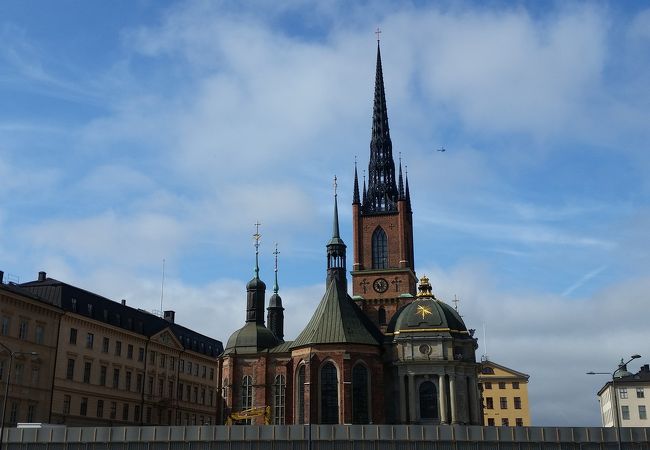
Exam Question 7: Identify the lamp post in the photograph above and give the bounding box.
[588,354,641,450]
[0,342,38,450]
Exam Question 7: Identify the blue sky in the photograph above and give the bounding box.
[1,0,649,426]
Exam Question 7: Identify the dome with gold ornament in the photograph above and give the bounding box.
[386,275,470,337]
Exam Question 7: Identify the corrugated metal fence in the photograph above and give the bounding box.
[3,426,650,450]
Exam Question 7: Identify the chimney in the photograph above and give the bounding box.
[121,299,127,306]
[0,271,4,284]
[38,271,46,282]
[164,310,175,323]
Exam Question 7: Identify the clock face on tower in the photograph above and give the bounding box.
[373,277,389,293]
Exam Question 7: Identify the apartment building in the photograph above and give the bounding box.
[596,362,649,427]
[478,360,531,426]
[0,270,223,427]
[0,273,61,425]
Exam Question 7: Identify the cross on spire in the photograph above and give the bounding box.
[333,175,338,197]
[273,242,280,294]
[253,221,261,277]
[375,27,381,42]
[453,295,460,312]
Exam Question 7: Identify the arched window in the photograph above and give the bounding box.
[273,374,286,424]
[352,364,370,424]
[241,375,252,410]
[419,381,438,419]
[372,227,388,269]
[378,306,386,325]
[296,365,305,424]
[320,362,339,424]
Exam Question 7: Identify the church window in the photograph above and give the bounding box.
[320,362,339,424]
[419,381,438,419]
[273,374,286,424]
[352,364,369,424]
[296,365,305,424]
[241,375,253,423]
[378,307,386,325]
[372,227,388,269]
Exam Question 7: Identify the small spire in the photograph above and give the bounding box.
[273,243,280,294]
[353,158,360,205]
[362,170,367,205]
[253,221,262,278]
[405,166,411,210]
[332,175,340,239]
[398,153,405,200]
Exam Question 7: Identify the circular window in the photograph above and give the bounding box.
[419,344,431,355]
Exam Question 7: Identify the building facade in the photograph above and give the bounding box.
[0,271,223,428]
[478,360,531,426]
[597,362,649,427]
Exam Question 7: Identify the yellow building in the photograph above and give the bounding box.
[478,360,531,426]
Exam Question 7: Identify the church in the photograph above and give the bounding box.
[219,42,483,426]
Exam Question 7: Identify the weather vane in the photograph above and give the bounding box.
[273,242,280,294]
[333,175,338,197]
[253,221,261,277]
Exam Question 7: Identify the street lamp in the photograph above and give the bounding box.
[0,342,38,450]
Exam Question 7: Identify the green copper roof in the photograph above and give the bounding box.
[290,278,381,349]
[223,322,279,355]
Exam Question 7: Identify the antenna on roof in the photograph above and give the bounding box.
[160,258,165,314]
[481,323,489,362]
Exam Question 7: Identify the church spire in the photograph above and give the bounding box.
[365,40,398,213]
[362,171,367,205]
[353,158,360,205]
[398,153,405,200]
[405,166,412,211]
[327,176,347,288]
[246,222,266,324]
[267,243,285,342]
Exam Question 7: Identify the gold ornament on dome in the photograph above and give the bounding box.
[417,275,433,297]
[416,304,432,319]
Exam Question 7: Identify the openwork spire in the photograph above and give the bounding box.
[365,40,398,213]
[398,153,405,200]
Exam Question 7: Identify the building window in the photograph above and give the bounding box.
[122,403,129,421]
[159,354,165,368]
[168,381,174,398]
[639,405,647,420]
[500,397,508,409]
[378,307,386,325]
[273,375,286,425]
[193,386,198,402]
[10,402,17,424]
[637,387,645,398]
[486,397,493,409]
[14,363,23,384]
[622,405,630,420]
[100,366,107,386]
[149,351,156,365]
[297,365,305,424]
[35,325,44,344]
[110,402,117,420]
[18,319,28,340]
[63,395,71,414]
[134,405,141,422]
[148,376,154,394]
[201,388,205,404]
[159,378,164,396]
[66,359,75,380]
[487,418,495,426]
[202,365,207,378]
[484,382,492,390]
[194,364,199,376]
[21,403,31,422]
[371,227,388,269]
[127,344,133,359]
[83,362,92,383]
[178,382,184,401]
[102,337,109,353]
[502,418,509,426]
[113,368,120,389]
[0,360,4,381]
[419,380,438,420]
[80,398,88,416]
[514,397,522,409]
[126,371,132,391]
[210,368,214,380]
[97,400,104,417]
[31,366,39,385]
[187,361,192,374]
[512,382,520,389]
[146,407,152,424]
[71,298,77,312]
[516,418,524,426]
[321,362,339,424]
[86,333,94,349]
[69,328,77,344]
[115,341,122,357]
[620,388,628,399]
[242,375,253,412]
[352,364,370,424]
[1,317,10,336]
[498,382,506,389]
[138,347,144,362]
[137,373,143,393]
[179,359,184,372]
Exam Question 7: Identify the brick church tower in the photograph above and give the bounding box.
[351,41,417,330]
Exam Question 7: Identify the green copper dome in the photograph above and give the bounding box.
[387,276,469,336]
[223,322,279,355]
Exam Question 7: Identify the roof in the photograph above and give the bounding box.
[20,277,223,357]
[222,322,279,355]
[290,278,382,349]
[479,360,530,380]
